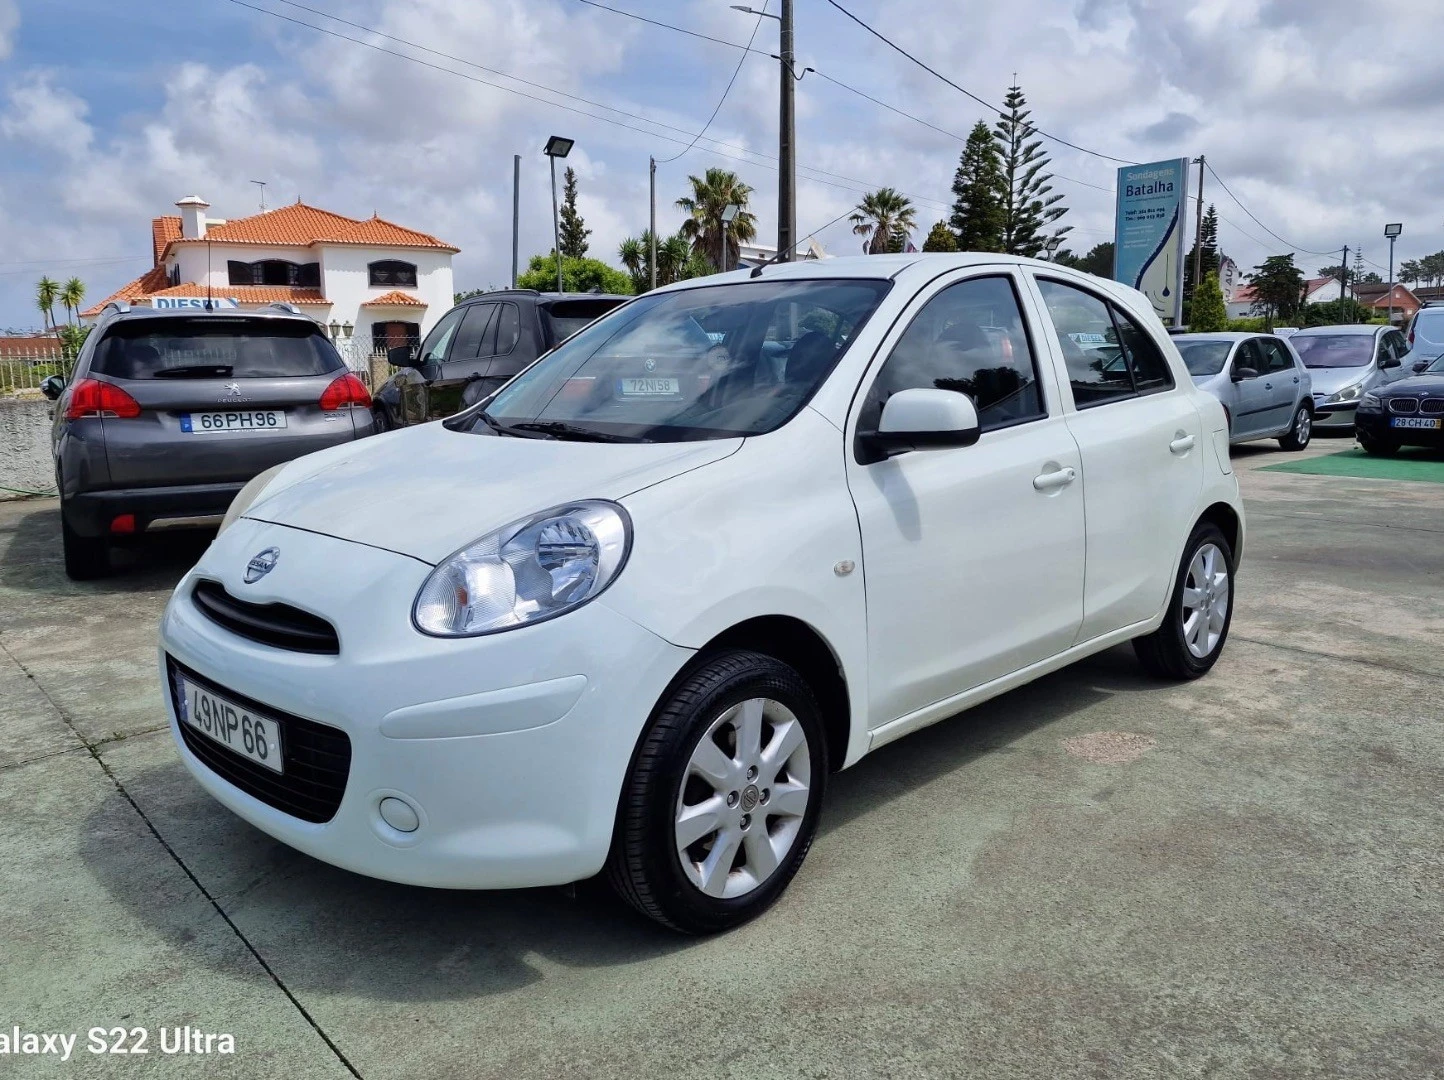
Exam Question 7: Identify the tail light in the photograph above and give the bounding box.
[65,379,141,420]
[319,372,372,411]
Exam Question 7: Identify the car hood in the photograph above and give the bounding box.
[1306,366,1371,395]
[1384,373,1444,396]
[245,422,743,563]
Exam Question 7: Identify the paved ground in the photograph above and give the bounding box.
[2,437,1442,1079]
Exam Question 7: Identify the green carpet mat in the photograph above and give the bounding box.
[1260,448,1444,483]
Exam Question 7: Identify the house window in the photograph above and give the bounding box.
[371,320,421,355]
[369,260,418,287]
[168,264,180,286]
[227,260,320,287]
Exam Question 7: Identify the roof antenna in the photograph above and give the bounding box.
[206,240,214,311]
[249,179,267,212]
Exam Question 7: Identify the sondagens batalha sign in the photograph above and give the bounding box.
[1113,158,1187,325]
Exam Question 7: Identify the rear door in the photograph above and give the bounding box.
[1258,336,1301,431]
[92,316,358,489]
[1230,339,1273,437]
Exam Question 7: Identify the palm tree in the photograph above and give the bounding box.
[676,168,757,270]
[59,278,86,326]
[36,276,59,333]
[850,188,917,254]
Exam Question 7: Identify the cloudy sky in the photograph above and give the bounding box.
[1,0,1440,327]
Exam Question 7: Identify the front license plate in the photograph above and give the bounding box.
[181,410,287,433]
[618,377,680,396]
[1390,417,1442,430]
[178,676,284,773]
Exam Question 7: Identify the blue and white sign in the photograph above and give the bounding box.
[1113,158,1187,325]
[149,297,241,310]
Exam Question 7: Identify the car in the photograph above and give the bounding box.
[1404,304,1444,373]
[1287,323,1412,431]
[1354,353,1444,455]
[1174,332,1314,449]
[370,290,628,428]
[1271,327,1299,338]
[42,302,374,580]
[158,254,1244,934]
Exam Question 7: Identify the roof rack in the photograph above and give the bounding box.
[100,300,131,319]
[263,302,304,315]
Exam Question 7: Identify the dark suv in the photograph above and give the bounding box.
[44,302,375,579]
[371,290,628,427]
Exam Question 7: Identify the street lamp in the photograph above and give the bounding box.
[1384,222,1403,326]
[543,135,574,294]
[720,203,740,273]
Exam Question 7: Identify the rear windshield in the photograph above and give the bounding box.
[1411,311,1444,350]
[541,299,626,347]
[91,318,344,379]
[1177,340,1233,376]
[1289,334,1374,369]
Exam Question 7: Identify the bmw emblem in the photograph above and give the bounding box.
[244,547,280,584]
[644,357,657,371]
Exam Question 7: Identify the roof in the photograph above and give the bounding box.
[81,265,171,316]
[80,271,327,316]
[1230,284,1258,304]
[163,202,458,255]
[152,216,181,264]
[1290,323,1383,336]
[0,334,62,354]
[361,290,426,307]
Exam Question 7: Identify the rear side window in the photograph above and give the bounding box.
[91,318,343,379]
[1260,338,1295,374]
[542,299,625,347]
[1036,279,1175,407]
[1114,308,1174,392]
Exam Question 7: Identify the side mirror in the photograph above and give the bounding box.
[387,345,419,368]
[40,374,65,400]
[1231,365,1259,382]
[1413,360,1430,373]
[859,388,980,461]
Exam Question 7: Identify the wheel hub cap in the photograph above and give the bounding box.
[1181,542,1230,659]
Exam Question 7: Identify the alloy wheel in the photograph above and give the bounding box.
[675,697,812,899]
[1181,542,1230,659]
[1295,407,1311,444]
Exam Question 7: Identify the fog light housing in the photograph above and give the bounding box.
[378,796,419,833]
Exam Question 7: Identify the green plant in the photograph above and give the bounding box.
[851,188,917,254]
[921,221,958,253]
[950,121,1006,253]
[1247,254,1306,329]
[1225,316,1268,332]
[1299,297,1374,327]
[35,277,59,332]
[1188,271,1228,332]
[558,166,591,259]
[517,254,633,295]
[994,83,1069,257]
[60,278,86,326]
[676,169,757,270]
[618,230,714,294]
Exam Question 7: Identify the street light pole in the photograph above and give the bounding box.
[543,136,574,294]
[1384,223,1403,326]
[720,203,741,273]
[778,0,796,263]
[649,156,657,292]
[511,154,521,289]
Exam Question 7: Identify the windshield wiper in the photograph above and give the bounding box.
[153,364,234,378]
[506,420,647,443]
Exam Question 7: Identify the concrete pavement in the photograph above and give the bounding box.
[2,439,1441,1078]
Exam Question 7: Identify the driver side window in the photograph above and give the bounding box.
[419,307,466,365]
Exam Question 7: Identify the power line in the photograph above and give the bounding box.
[568,0,770,56]
[819,0,1137,166]
[656,1,767,164]
[1203,162,1335,257]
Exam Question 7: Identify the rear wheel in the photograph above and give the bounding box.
[61,509,110,580]
[607,650,827,934]
[1278,404,1312,451]
[1359,432,1398,456]
[372,404,395,432]
[1133,522,1233,680]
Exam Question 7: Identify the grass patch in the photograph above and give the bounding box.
[1261,448,1444,484]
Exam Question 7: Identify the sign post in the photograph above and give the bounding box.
[1113,158,1188,326]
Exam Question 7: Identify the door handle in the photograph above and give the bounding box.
[1169,434,1196,454]
[1293,376,1300,383]
[1032,466,1076,491]
[1264,382,1273,389]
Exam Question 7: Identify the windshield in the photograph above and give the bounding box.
[1426,354,1444,374]
[91,318,343,379]
[468,278,892,442]
[1289,334,1375,369]
[1177,340,1233,376]
[541,298,627,348]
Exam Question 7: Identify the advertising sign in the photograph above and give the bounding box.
[149,297,241,310]
[1113,158,1188,324]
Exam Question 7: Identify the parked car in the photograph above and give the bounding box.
[1404,304,1444,372]
[43,302,373,580]
[159,255,1243,933]
[1175,332,1313,449]
[1355,353,1444,455]
[371,290,628,428]
[1287,323,1412,431]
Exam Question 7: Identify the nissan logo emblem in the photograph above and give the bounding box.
[244,547,280,584]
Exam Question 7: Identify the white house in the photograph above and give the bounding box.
[83,196,458,358]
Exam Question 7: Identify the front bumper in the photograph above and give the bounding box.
[1311,401,1358,429]
[65,482,245,537]
[159,517,694,889]
[1355,409,1444,447]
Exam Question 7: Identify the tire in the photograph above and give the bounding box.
[606,649,828,934]
[1277,404,1313,451]
[372,405,395,433]
[1133,522,1234,680]
[1359,432,1398,456]
[61,510,110,580]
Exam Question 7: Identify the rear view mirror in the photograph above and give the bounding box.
[40,374,65,400]
[1231,366,1259,382]
[859,388,980,462]
[387,345,419,368]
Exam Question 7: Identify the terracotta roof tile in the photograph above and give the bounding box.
[361,290,427,307]
[152,216,182,265]
[81,266,171,316]
[143,284,328,304]
[163,202,458,254]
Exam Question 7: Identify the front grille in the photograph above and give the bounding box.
[1388,397,1420,415]
[168,657,350,823]
[1422,399,1444,415]
[192,579,339,654]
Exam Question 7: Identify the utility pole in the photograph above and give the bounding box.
[1190,155,1205,318]
[777,0,796,263]
[511,155,521,289]
[1340,245,1349,303]
[649,157,657,292]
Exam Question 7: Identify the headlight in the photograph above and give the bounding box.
[219,463,286,535]
[1325,382,1364,405]
[413,501,631,637]
[1359,392,1382,410]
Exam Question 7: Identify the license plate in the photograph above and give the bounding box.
[178,676,284,773]
[1390,417,1441,430]
[618,377,680,396]
[181,410,287,433]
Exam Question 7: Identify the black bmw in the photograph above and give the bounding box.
[1355,353,1444,455]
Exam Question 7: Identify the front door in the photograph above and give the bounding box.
[397,306,465,424]
[845,270,1086,728]
[1257,336,1302,431]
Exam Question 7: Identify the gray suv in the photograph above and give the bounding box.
[43,302,375,579]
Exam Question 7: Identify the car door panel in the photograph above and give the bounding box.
[400,306,467,424]
[1259,337,1299,431]
[429,304,498,420]
[1230,340,1272,437]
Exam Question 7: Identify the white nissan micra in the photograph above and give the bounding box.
[160,254,1243,933]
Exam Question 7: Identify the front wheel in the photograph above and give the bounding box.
[1278,404,1312,451]
[1133,522,1234,680]
[606,650,827,934]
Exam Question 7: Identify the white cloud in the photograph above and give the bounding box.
[0,0,17,61]
[0,71,92,157]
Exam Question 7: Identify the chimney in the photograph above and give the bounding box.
[176,195,210,240]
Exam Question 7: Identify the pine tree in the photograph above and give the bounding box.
[992,84,1070,257]
[1183,204,1220,305]
[558,167,590,259]
[922,220,959,252]
[950,121,1005,252]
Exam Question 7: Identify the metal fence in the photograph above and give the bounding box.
[0,346,68,395]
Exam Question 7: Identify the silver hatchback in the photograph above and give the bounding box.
[44,303,375,578]
[1175,333,1314,449]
